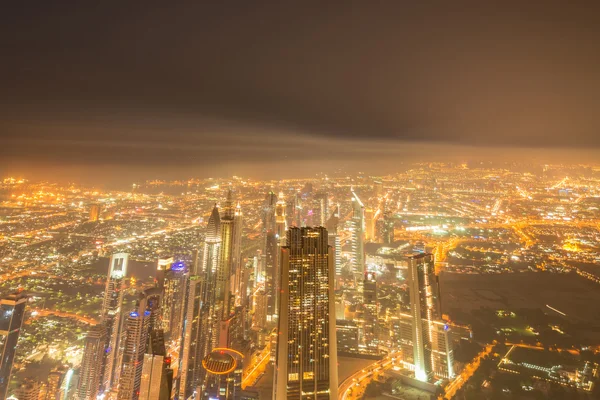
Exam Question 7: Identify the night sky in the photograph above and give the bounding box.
[2,2,600,184]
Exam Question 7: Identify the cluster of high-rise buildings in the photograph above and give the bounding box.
[1,185,460,400]
[59,190,243,400]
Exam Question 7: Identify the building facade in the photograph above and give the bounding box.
[0,292,27,400]
[273,227,338,399]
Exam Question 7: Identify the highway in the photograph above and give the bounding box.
[28,307,99,325]
[242,342,271,388]
[444,343,493,399]
[338,353,397,400]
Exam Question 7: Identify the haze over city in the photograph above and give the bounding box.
[1,2,600,400]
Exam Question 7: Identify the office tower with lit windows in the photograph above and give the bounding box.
[14,379,39,400]
[382,211,394,245]
[272,192,287,321]
[405,253,448,381]
[336,320,359,353]
[102,253,128,391]
[0,292,27,400]
[161,261,189,345]
[156,257,174,289]
[44,370,63,400]
[178,276,204,400]
[315,192,329,227]
[232,201,244,308]
[275,192,287,245]
[118,294,151,400]
[350,189,365,274]
[200,204,221,352]
[261,191,278,326]
[77,324,107,400]
[139,330,172,400]
[197,200,246,399]
[286,192,303,228]
[219,191,236,314]
[89,203,101,222]
[325,206,342,279]
[365,207,375,242]
[264,232,278,325]
[203,205,221,280]
[143,287,163,333]
[252,290,268,330]
[362,272,378,350]
[273,227,338,400]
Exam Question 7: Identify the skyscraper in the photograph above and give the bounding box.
[262,191,279,326]
[77,324,107,400]
[102,253,128,391]
[89,203,101,222]
[197,200,246,399]
[219,192,235,317]
[161,261,189,347]
[118,295,151,400]
[178,276,204,400]
[350,189,365,275]
[325,206,342,280]
[362,272,378,351]
[315,191,329,227]
[273,227,338,399]
[0,292,27,400]
[139,330,172,400]
[232,201,244,308]
[14,379,40,400]
[365,207,375,242]
[405,253,447,381]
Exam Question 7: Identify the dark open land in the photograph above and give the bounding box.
[440,271,600,325]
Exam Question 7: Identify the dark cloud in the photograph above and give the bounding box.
[1,1,600,181]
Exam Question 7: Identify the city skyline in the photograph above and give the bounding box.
[2,2,600,399]
[1,168,600,399]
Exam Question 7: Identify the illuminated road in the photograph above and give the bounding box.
[28,308,98,325]
[338,353,396,400]
[0,262,55,283]
[242,342,271,388]
[444,343,493,399]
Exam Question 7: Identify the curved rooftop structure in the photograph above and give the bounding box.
[206,204,221,242]
[202,351,237,375]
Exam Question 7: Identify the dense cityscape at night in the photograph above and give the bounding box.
[1,165,600,399]
[2,2,600,399]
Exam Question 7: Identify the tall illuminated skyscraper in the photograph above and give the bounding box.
[365,207,375,242]
[219,192,235,316]
[262,191,279,326]
[178,276,204,400]
[315,192,329,227]
[362,272,378,350]
[326,206,342,279]
[273,227,338,399]
[232,201,244,307]
[275,192,287,245]
[405,253,450,381]
[77,324,107,400]
[139,330,172,400]
[118,294,151,400]
[102,253,128,391]
[203,205,221,279]
[89,203,101,222]
[197,199,246,399]
[199,205,222,359]
[161,261,189,347]
[0,292,27,400]
[350,189,365,274]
